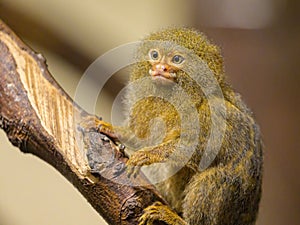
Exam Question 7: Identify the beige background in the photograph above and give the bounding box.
[0,0,299,225]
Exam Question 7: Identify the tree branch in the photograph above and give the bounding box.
[0,19,167,225]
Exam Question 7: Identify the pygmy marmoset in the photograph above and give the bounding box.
[84,27,263,225]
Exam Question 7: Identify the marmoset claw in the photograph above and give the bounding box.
[78,115,118,141]
[139,201,186,225]
[125,150,153,177]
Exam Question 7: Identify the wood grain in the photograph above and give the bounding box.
[0,19,167,225]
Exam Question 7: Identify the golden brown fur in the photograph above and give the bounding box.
[98,27,263,225]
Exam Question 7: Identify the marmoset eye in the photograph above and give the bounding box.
[149,49,160,60]
[172,55,185,64]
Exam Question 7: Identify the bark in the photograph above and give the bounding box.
[0,19,167,225]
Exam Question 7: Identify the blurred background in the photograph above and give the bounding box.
[0,0,299,225]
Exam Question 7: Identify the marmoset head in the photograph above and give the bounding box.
[131,27,225,87]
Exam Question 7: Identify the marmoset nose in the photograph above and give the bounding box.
[154,63,170,72]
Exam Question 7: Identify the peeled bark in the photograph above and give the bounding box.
[0,19,167,225]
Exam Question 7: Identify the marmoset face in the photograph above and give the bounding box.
[147,48,186,85]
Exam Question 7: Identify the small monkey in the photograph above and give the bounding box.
[82,27,263,225]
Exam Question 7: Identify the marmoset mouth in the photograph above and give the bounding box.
[149,69,176,84]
